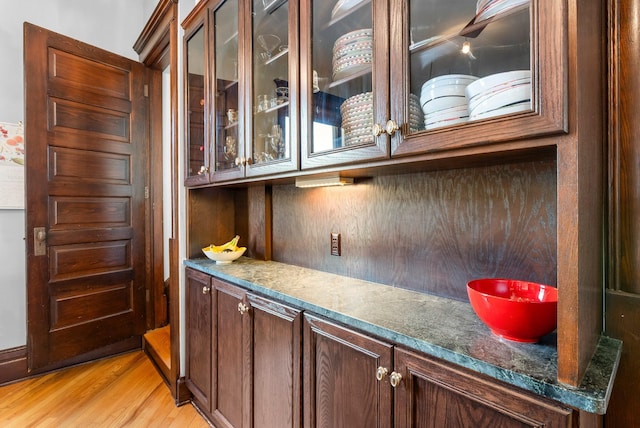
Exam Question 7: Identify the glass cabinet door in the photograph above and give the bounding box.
[185,22,209,186]
[391,0,565,156]
[247,0,298,177]
[300,0,389,169]
[213,0,242,179]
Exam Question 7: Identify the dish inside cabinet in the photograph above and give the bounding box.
[309,0,374,154]
[408,0,532,134]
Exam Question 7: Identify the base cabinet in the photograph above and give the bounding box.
[303,314,393,428]
[393,348,574,428]
[185,268,213,413]
[186,269,583,427]
[184,268,302,427]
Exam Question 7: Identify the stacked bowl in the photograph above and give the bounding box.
[420,74,478,130]
[340,92,374,146]
[466,70,531,121]
[332,29,373,81]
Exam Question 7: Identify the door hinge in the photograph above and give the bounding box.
[144,84,149,97]
[145,186,149,199]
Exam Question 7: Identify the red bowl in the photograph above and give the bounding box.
[466,278,558,343]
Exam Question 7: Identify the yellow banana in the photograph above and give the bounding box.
[204,235,240,253]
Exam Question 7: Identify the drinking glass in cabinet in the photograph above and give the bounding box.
[251,0,292,164]
[214,0,240,172]
[408,0,531,134]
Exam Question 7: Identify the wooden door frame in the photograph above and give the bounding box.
[133,0,183,402]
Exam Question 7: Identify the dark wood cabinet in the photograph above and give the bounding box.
[185,268,213,413]
[185,0,606,392]
[393,347,574,428]
[246,289,302,427]
[185,270,302,428]
[211,279,245,428]
[301,312,575,428]
[303,313,393,428]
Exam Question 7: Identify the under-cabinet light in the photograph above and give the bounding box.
[295,174,354,188]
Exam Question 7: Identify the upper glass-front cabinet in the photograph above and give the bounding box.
[184,16,209,187]
[300,0,390,169]
[212,0,241,180]
[299,0,566,167]
[245,0,298,177]
[390,0,566,157]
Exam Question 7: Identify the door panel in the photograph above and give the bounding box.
[24,23,147,371]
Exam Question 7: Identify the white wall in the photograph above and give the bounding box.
[0,0,152,350]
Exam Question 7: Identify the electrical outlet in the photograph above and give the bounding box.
[331,232,341,256]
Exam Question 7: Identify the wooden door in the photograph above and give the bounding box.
[24,23,147,372]
[212,278,246,428]
[185,268,213,414]
[247,293,302,428]
[303,314,393,428]
[393,348,573,428]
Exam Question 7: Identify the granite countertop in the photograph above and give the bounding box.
[184,257,621,414]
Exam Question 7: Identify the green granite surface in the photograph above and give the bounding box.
[184,257,621,414]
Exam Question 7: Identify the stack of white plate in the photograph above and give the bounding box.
[466,70,531,120]
[340,92,373,146]
[331,0,368,20]
[476,0,529,22]
[420,74,478,130]
[332,29,373,81]
[408,94,424,132]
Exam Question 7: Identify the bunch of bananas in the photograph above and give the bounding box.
[203,235,244,253]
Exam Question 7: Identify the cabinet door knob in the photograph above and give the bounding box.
[386,120,400,137]
[390,371,403,388]
[198,165,209,175]
[238,302,249,315]
[372,123,386,137]
[202,286,211,294]
[375,366,389,381]
[235,156,246,166]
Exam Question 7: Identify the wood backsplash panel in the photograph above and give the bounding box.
[272,161,557,300]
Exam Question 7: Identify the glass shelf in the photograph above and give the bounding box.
[264,47,288,66]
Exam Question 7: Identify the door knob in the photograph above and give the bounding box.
[372,123,386,137]
[390,371,403,388]
[34,227,46,256]
[238,302,249,315]
[375,366,389,381]
[385,120,400,136]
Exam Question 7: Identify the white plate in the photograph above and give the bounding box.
[421,84,470,103]
[425,105,469,124]
[422,74,478,90]
[465,70,530,99]
[332,0,369,20]
[467,77,531,109]
[469,100,531,120]
[477,0,529,22]
[422,95,468,115]
[425,116,469,130]
[469,82,531,114]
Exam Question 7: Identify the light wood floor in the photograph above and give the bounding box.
[0,351,210,428]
